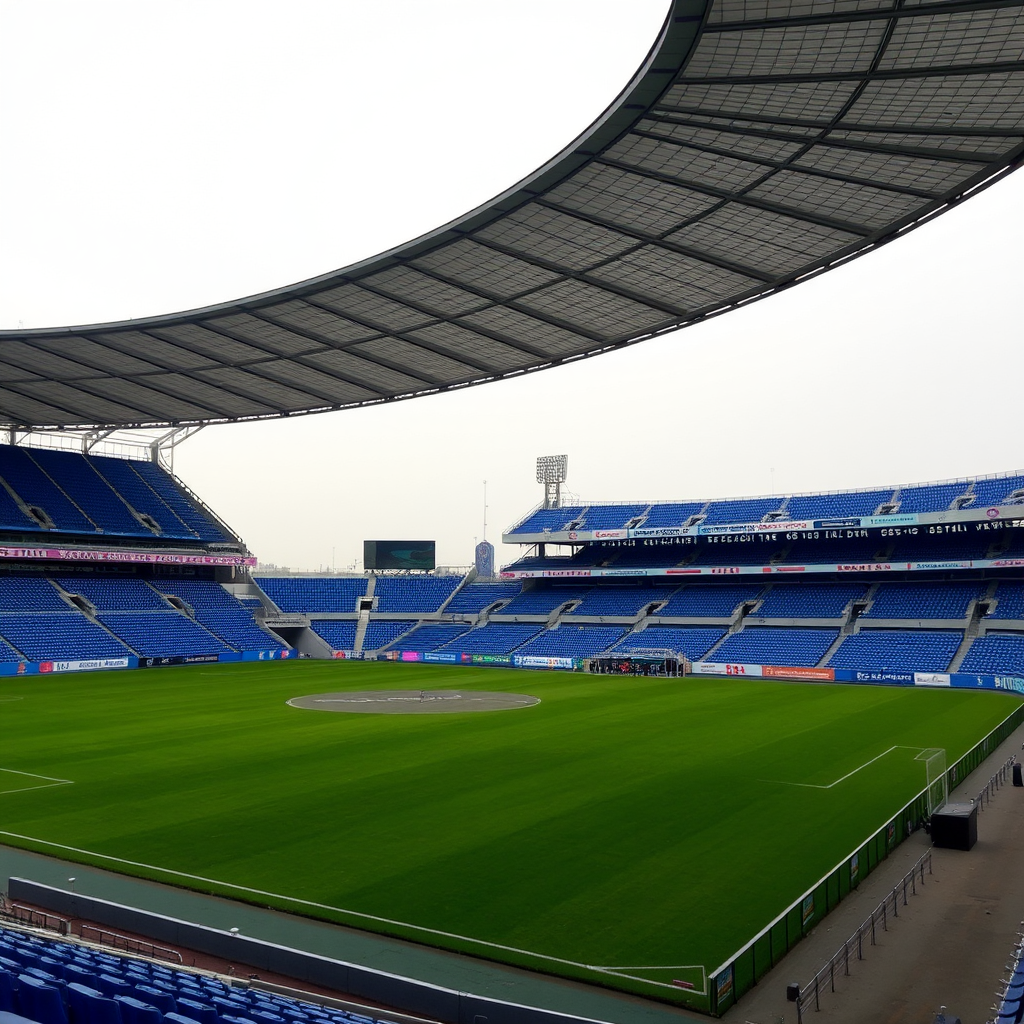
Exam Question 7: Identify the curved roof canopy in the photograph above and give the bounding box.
[2,0,1023,430]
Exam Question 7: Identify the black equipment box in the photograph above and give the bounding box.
[930,802,978,851]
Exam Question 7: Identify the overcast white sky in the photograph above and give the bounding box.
[2,1,1022,571]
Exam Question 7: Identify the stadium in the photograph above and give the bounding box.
[1,2,1024,1024]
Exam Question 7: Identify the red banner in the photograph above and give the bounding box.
[762,665,835,681]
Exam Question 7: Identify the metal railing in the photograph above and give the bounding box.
[79,924,183,964]
[796,851,933,1023]
[0,899,70,936]
[971,756,1016,810]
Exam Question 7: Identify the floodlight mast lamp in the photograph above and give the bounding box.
[536,455,568,510]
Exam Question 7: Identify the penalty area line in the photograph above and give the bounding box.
[0,769,74,797]
[760,745,930,790]
[0,828,678,980]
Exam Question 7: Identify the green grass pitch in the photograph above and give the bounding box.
[0,661,1018,1002]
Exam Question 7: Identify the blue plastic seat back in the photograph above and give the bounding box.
[67,982,123,1024]
[113,996,162,1024]
[0,971,17,1014]
[220,1014,258,1024]
[24,968,61,986]
[97,977,133,999]
[165,1014,203,1024]
[133,986,175,1015]
[250,1011,285,1024]
[16,975,69,1024]
[176,1000,217,1024]
[64,966,96,986]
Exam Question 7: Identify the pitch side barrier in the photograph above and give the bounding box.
[691,661,1024,695]
[4,880,630,1024]
[706,699,1024,1016]
[0,649,294,677]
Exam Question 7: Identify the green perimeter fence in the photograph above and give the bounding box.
[705,701,1024,1016]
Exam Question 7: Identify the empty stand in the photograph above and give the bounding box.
[712,628,839,668]
[617,626,725,659]
[579,504,649,530]
[310,621,358,651]
[508,506,586,534]
[895,481,971,514]
[98,613,234,660]
[255,578,368,614]
[755,584,868,619]
[154,580,284,652]
[361,620,413,651]
[516,625,625,658]
[440,623,541,655]
[498,586,589,616]
[372,576,461,614]
[0,613,129,661]
[700,497,784,526]
[0,446,234,543]
[827,630,962,672]
[989,583,1024,619]
[786,489,893,520]
[389,623,472,652]
[569,585,675,617]
[959,633,1024,674]
[638,502,705,529]
[444,580,521,614]
[862,582,984,620]
[656,584,762,618]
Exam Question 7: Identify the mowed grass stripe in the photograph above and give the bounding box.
[0,661,1017,978]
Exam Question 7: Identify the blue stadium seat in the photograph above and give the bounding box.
[254,578,367,614]
[132,986,175,1015]
[618,627,725,659]
[66,983,122,1024]
[112,997,161,1024]
[0,972,17,1014]
[176,1000,218,1024]
[16,975,68,1024]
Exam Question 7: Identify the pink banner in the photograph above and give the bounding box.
[0,545,256,567]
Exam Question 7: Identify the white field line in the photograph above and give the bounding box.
[594,964,708,994]
[759,745,929,790]
[0,828,695,985]
[0,768,74,797]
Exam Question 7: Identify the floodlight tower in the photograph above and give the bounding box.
[536,455,568,509]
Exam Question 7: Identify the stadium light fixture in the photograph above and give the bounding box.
[536,455,568,509]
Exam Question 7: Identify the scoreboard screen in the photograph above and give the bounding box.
[363,540,436,571]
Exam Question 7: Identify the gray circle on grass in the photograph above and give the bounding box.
[287,690,541,715]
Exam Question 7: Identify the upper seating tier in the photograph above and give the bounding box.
[505,472,1024,534]
[0,445,233,543]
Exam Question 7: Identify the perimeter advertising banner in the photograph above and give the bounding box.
[0,545,256,568]
[691,661,1024,692]
[0,657,137,676]
[501,556,1024,579]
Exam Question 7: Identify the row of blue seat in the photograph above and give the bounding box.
[506,473,1024,534]
[0,928,394,1024]
[0,446,230,543]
